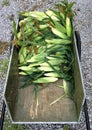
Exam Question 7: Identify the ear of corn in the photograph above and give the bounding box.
[38,66,60,72]
[19,47,28,63]
[63,79,73,97]
[50,26,69,39]
[45,10,60,21]
[45,39,71,44]
[19,66,35,71]
[19,71,28,75]
[66,16,72,37]
[44,72,60,77]
[33,77,58,83]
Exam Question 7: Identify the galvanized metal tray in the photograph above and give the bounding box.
[3,20,85,124]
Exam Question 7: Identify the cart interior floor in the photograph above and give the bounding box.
[13,79,77,122]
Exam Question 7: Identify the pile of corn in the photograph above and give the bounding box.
[13,0,75,105]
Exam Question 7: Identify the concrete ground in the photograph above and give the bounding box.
[0,0,92,130]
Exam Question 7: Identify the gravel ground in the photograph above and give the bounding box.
[0,0,92,130]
